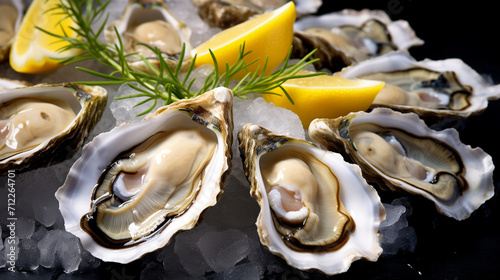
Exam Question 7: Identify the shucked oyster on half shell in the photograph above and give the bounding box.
[0,0,23,62]
[56,87,233,263]
[104,0,192,72]
[238,124,384,275]
[337,51,500,124]
[292,9,423,72]
[0,83,107,175]
[309,108,495,221]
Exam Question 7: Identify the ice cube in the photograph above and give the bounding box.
[222,261,264,280]
[197,229,251,273]
[55,230,82,273]
[16,217,35,240]
[38,230,61,268]
[38,229,82,272]
[380,198,417,256]
[16,239,40,271]
[174,223,214,276]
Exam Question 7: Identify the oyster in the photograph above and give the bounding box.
[56,87,233,263]
[105,0,192,72]
[192,0,322,29]
[0,83,107,175]
[0,0,23,62]
[309,108,495,220]
[238,124,384,275]
[337,51,500,123]
[292,9,423,71]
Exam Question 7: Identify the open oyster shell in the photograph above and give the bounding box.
[0,0,23,62]
[238,124,384,275]
[104,0,192,72]
[56,87,233,263]
[0,83,107,175]
[192,0,322,29]
[292,9,423,71]
[337,51,500,124]
[309,108,495,220]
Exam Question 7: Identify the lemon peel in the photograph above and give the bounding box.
[193,2,296,78]
[9,0,80,74]
[265,72,385,128]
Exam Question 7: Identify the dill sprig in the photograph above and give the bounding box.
[41,0,324,116]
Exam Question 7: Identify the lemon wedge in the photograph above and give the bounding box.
[193,2,295,78]
[265,72,385,128]
[9,0,80,74]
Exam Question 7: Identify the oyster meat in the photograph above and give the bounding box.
[309,108,495,220]
[238,124,384,275]
[56,87,233,263]
[337,51,500,123]
[292,9,423,71]
[105,0,192,72]
[0,0,23,62]
[0,83,107,175]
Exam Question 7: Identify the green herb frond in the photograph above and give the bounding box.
[41,0,325,116]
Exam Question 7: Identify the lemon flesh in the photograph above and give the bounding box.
[193,2,295,78]
[9,0,80,74]
[265,73,385,128]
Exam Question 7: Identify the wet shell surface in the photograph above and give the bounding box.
[337,51,500,123]
[0,83,107,175]
[104,0,192,72]
[56,87,233,263]
[292,9,423,71]
[238,124,384,275]
[0,0,23,62]
[309,108,495,220]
